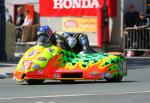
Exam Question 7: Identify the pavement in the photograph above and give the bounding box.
[0,56,20,79]
[0,60,18,79]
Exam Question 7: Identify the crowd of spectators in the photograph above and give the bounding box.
[124,4,139,28]
[5,6,33,42]
[124,4,150,57]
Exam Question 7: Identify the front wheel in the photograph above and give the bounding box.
[106,75,123,82]
[26,79,45,85]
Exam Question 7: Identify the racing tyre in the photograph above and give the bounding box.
[60,80,75,84]
[106,75,123,82]
[26,79,45,85]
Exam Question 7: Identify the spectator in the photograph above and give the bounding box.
[123,4,140,57]
[123,4,140,38]
[21,9,33,26]
[16,6,24,26]
[5,8,13,23]
[134,12,150,30]
[124,4,139,28]
[134,12,150,56]
[15,6,24,42]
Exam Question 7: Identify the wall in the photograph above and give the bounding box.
[5,22,15,60]
[109,0,124,45]
[124,0,145,12]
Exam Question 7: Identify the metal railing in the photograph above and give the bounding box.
[124,28,150,51]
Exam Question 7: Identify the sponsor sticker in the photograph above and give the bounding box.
[38,70,43,74]
[28,50,38,58]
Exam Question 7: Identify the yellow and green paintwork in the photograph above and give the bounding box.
[14,45,127,81]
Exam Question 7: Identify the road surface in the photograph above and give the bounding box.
[0,58,150,103]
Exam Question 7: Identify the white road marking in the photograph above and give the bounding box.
[48,102,56,103]
[1,90,150,100]
[35,102,44,103]
[35,101,56,103]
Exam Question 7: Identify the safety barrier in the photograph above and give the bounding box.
[124,28,150,51]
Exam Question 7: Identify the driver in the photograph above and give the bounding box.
[37,25,95,54]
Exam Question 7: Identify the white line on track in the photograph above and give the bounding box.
[1,90,150,100]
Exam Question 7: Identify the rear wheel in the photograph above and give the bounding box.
[106,75,123,82]
[26,79,45,85]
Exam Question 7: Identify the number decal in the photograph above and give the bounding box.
[24,60,32,70]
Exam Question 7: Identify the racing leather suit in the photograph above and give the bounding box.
[37,32,95,54]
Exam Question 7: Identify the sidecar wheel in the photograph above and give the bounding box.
[26,79,45,85]
[106,75,123,82]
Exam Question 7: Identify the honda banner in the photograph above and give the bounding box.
[40,0,103,16]
[40,0,117,17]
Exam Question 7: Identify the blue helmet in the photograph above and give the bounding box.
[37,25,53,38]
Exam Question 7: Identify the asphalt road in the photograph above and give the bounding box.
[0,58,150,103]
